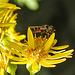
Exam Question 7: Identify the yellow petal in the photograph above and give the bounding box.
[52,39,57,46]
[11,61,28,64]
[10,13,18,23]
[15,35,26,41]
[47,49,74,59]
[42,58,66,64]
[49,50,65,54]
[0,3,21,9]
[0,23,16,27]
[40,61,56,67]
[7,40,25,53]
[27,27,35,49]
[4,53,26,61]
[2,10,10,23]
[0,9,7,18]
[4,45,24,57]
[51,45,69,50]
[6,10,13,22]
[44,33,55,50]
[2,50,27,61]
[65,55,72,58]
[0,3,6,8]
[32,62,39,72]
[1,68,4,75]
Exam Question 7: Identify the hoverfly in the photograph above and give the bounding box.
[30,25,55,38]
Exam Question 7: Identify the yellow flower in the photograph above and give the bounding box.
[2,27,74,74]
[0,1,25,75]
[0,9,17,28]
[0,0,20,29]
[0,1,22,42]
[0,52,9,75]
[0,2,20,9]
[5,26,26,41]
[0,4,20,28]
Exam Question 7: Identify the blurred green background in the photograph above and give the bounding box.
[9,0,75,75]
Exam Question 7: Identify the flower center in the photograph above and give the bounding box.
[26,48,48,63]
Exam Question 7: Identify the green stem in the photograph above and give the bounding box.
[5,72,8,75]
[30,72,36,75]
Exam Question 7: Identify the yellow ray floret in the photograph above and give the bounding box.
[47,49,74,59]
[44,33,55,50]
[9,13,18,23]
[0,23,16,27]
[49,50,65,54]
[2,50,27,61]
[0,9,17,28]
[42,58,66,64]
[51,45,69,50]
[7,40,25,53]
[0,53,9,75]
[0,2,21,9]
[0,67,4,75]
[52,39,57,46]
[7,26,26,41]
[4,45,24,57]
[11,61,28,64]
[40,61,56,67]
[27,27,35,49]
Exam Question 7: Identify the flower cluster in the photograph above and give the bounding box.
[0,0,25,75]
[0,0,74,75]
[0,52,9,75]
[3,27,73,75]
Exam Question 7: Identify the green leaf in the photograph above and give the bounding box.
[5,72,8,75]
[7,63,17,75]
[2,35,11,45]
[24,0,39,10]
[15,0,39,10]
[15,0,24,6]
